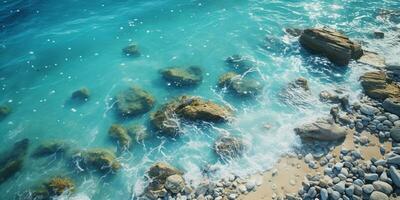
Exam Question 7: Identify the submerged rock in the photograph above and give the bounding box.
[218,72,263,97]
[294,118,348,141]
[151,96,232,136]
[0,104,11,119]
[32,141,69,157]
[214,136,245,159]
[379,9,400,23]
[122,44,140,57]
[108,124,132,150]
[225,55,255,72]
[0,139,29,184]
[127,124,149,142]
[116,86,155,117]
[160,66,203,87]
[289,77,310,91]
[299,28,363,66]
[360,71,400,101]
[71,87,90,101]
[73,149,121,173]
[31,177,75,199]
[382,97,400,116]
[144,162,183,199]
[280,78,311,108]
[285,28,303,37]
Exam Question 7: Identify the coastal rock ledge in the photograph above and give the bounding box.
[294,118,349,141]
[151,96,232,136]
[299,28,363,66]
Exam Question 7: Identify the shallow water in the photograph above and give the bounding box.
[0,0,399,199]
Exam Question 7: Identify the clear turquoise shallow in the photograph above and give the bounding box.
[0,0,399,199]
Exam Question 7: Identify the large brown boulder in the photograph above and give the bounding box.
[360,71,400,101]
[299,28,363,66]
[151,96,232,136]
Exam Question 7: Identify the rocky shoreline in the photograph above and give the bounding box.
[132,28,400,200]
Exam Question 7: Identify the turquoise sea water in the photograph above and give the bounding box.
[1,0,399,199]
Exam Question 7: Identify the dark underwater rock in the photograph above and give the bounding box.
[144,162,183,199]
[299,28,363,66]
[289,77,310,91]
[0,138,29,184]
[108,124,132,150]
[214,136,245,159]
[160,66,203,87]
[71,87,90,101]
[360,71,400,101]
[122,44,140,57]
[0,104,11,119]
[379,9,400,24]
[116,86,155,117]
[225,55,255,72]
[218,72,263,97]
[32,141,69,157]
[279,78,311,108]
[151,96,232,136]
[127,124,149,142]
[73,149,121,173]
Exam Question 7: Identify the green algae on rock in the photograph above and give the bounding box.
[28,176,75,200]
[160,66,203,87]
[32,141,69,158]
[122,43,140,57]
[0,104,12,119]
[218,72,263,97]
[108,124,132,150]
[116,86,155,117]
[151,96,232,136]
[73,149,121,173]
[0,138,29,184]
[71,87,90,101]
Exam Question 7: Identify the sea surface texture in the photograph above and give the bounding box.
[0,0,399,199]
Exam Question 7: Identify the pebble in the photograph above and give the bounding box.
[372,181,393,195]
[388,114,399,122]
[369,191,389,200]
[365,173,379,181]
[333,181,345,193]
[362,184,374,194]
[389,166,400,187]
[228,193,237,200]
[320,188,328,200]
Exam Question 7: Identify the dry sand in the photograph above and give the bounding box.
[240,131,392,200]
